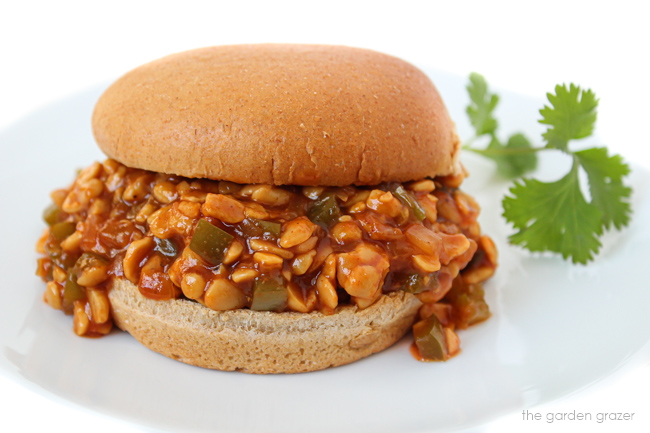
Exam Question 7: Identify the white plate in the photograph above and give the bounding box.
[0,70,648,433]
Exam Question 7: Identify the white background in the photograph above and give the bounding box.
[1,1,649,432]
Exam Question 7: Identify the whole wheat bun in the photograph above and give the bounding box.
[109,278,421,374]
[92,44,461,186]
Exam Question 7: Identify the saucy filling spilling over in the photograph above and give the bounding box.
[36,159,497,361]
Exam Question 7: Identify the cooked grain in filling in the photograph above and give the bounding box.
[36,159,497,360]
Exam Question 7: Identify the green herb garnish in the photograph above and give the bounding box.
[463,73,632,264]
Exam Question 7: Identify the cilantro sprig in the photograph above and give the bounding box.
[463,73,632,264]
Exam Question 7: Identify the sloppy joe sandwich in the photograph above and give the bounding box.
[35,44,497,373]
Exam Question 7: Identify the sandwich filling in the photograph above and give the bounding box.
[36,159,496,361]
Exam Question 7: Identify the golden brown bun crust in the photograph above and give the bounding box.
[108,278,421,374]
[92,44,461,186]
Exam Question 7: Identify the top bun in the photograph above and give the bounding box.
[92,44,461,186]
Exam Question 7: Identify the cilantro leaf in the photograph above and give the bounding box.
[575,147,632,230]
[464,73,538,179]
[539,84,598,151]
[483,133,537,179]
[466,72,499,136]
[503,162,603,264]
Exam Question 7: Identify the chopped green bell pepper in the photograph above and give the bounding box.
[413,314,448,361]
[393,186,426,221]
[189,219,234,265]
[307,193,341,227]
[251,274,288,311]
[154,236,179,258]
[43,204,61,226]
[239,218,281,239]
[63,272,85,303]
[394,272,438,294]
[50,221,76,241]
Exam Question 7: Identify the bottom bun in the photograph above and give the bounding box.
[109,278,422,374]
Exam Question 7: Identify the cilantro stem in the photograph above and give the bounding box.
[463,144,548,157]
